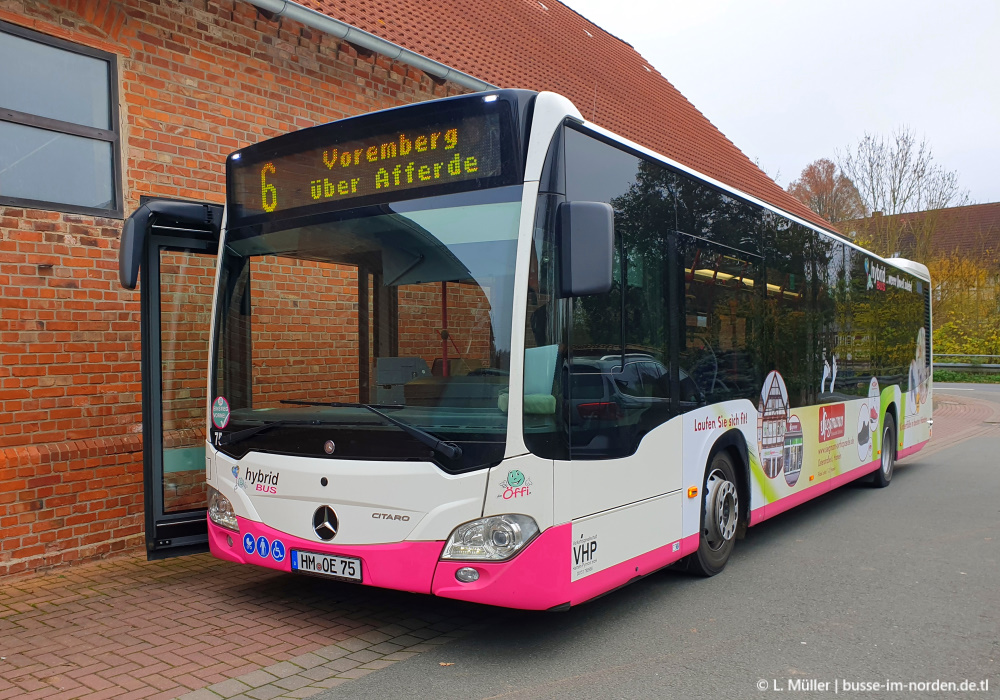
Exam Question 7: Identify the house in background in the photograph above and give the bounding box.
[840,201,1000,262]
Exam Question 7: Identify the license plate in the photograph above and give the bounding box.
[291,550,362,581]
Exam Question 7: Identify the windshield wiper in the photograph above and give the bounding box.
[216,420,283,446]
[216,418,351,446]
[280,400,463,460]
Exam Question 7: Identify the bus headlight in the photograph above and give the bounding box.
[441,515,539,561]
[208,487,239,531]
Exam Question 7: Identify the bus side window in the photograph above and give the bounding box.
[680,243,760,408]
[765,217,811,408]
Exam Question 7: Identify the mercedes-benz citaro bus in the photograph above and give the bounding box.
[201,90,932,609]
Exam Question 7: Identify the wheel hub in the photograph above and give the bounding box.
[705,469,738,548]
[882,426,894,475]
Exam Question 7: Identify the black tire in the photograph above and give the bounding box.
[685,449,740,577]
[872,413,896,488]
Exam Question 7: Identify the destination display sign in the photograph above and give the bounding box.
[228,112,504,219]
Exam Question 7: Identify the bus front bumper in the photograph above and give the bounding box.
[207,516,572,610]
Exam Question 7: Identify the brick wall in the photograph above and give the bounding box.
[0,0,466,576]
[239,259,495,408]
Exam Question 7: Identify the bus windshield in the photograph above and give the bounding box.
[212,186,522,472]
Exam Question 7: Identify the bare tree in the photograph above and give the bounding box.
[786,158,865,224]
[837,127,969,256]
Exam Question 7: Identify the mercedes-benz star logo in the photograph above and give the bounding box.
[313,506,338,541]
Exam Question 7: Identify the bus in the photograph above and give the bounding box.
[185,90,931,609]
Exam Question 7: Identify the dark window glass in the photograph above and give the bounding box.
[571,370,605,401]
[845,247,925,391]
[563,129,640,458]
[0,30,111,129]
[0,121,114,209]
[0,21,119,216]
[638,362,669,398]
[764,217,812,407]
[838,245,873,396]
[524,124,927,465]
[525,127,770,459]
[671,173,762,256]
[809,230,844,403]
[613,361,643,397]
[681,239,761,407]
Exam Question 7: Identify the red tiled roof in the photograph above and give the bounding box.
[302,0,835,232]
[842,202,1000,260]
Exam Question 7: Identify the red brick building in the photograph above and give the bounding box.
[0,0,832,576]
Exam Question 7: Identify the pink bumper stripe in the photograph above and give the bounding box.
[568,533,700,606]
[208,516,444,594]
[212,518,701,610]
[749,458,880,526]
[897,440,929,460]
[433,527,700,609]
[750,439,931,527]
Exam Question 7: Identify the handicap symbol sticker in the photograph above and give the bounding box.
[256,535,270,558]
[271,540,286,562]
[242,532,255,555]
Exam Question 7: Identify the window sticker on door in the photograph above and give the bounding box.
[212,396,230,429]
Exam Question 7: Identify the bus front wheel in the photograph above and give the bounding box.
[686,450,740,577]
[872,414,896,488]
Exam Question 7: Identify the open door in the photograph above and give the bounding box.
[121,198,222,558]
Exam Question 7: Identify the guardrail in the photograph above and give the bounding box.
[934,354,1000,374]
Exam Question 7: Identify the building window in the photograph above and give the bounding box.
[0,20,121,217]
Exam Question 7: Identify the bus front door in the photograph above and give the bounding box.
[120,198,222,559]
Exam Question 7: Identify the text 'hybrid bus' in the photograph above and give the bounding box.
[137,90,933,609]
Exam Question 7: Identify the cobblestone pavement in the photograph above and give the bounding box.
[0,390,992,700]
[0,553,495,700]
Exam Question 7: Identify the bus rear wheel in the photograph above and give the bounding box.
[872,414,896,488]
[686,450,740,577]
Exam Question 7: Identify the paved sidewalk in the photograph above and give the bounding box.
[923,390,1000,457]
[0,553,493,700]
[0,390,994,700]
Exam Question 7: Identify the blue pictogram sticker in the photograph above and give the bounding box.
[256,535,270,558]
[243,532,255,554]
[271,539,286,562]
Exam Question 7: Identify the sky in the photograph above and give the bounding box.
[561,0,999,205]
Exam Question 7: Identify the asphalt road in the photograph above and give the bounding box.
[937,382,1000,404]
[316,416,999,700]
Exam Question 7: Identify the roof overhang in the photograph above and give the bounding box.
[243,0,496,92]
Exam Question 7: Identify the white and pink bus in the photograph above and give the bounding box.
[199,90,931,609]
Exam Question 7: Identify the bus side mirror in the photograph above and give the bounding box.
[119,201,221,289]
[557,201,614,297]
[119,205,151,290]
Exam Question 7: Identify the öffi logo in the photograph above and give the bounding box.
[497,469,531,500]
